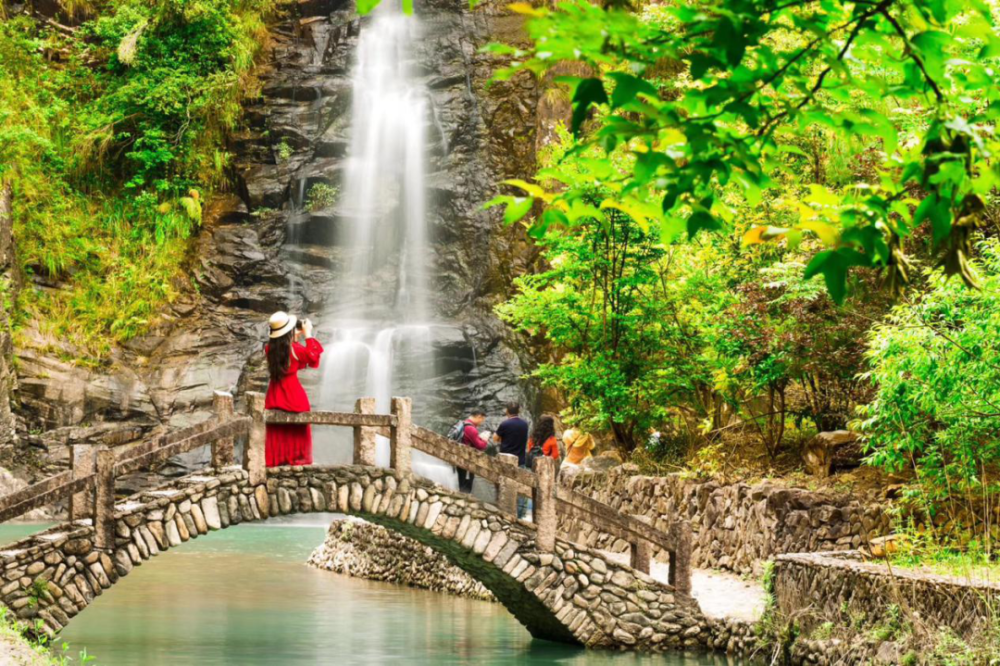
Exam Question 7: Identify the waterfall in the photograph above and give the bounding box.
[310,1,458,489]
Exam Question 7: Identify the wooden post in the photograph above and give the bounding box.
[353,397,377,466]
[212,391,235,468]
[69,444,96,521]
[496,453,519,516]
[245,392,267,486]
[532,456,557,552]
[93,447,115,551]
[630,540,651,574]
[669,521,693,596]
[390,397,412,475]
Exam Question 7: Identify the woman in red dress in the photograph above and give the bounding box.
[264,311,323,466]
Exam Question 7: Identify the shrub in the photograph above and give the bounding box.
[860,240,1000,513]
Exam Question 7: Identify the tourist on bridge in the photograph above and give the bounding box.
[526,415,560,467]
[493,402,530,516]
[561,428,595,469]
[264,311,324,467]
[450,409,488,493]
[493,402,529,467]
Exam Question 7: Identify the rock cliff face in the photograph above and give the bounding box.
[13,0,540,471]
[0,184,19,452]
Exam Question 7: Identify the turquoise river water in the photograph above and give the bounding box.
[0,521,733,666]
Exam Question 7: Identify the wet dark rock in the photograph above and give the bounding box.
[15,0,535,476]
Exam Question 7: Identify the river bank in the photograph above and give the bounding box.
[0,635,45,666]
[0,609,53,666]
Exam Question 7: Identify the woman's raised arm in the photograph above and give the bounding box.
[302,336,323,368]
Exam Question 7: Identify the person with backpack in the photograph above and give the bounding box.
[449,408,488,493]
[526,415,560,468]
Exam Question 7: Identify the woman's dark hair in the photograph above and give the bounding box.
[530,415,555,445]
[267,330,294,383]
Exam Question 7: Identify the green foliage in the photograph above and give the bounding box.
[498,128,884,457]
[305,182,339,212]
[868,603,907,641]
[486,0,1000,303]
[0,0,276,359]
[859,240,1000,510]
[276,140,293,161]
[497,134,723,452]
[0,605,94,665]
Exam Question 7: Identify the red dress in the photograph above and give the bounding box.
[264,338,323,466]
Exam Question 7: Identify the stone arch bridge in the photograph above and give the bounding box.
[0,394,705,651]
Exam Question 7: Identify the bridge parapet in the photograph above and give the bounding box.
[0,390,693,604]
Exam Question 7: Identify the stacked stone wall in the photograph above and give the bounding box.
[308,519,496,601]
[774,551,1000,641]
[561,466,890,575]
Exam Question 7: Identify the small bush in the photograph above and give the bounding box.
[305,183,339,212]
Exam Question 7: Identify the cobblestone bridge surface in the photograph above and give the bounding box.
[0,465,712,651]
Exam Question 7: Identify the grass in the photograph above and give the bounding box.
[885,524,1000,583]
[0,0,281,363]
[0,606,95,665]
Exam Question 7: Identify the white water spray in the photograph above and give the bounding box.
[311,2,457,488]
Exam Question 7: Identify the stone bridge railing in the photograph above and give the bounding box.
[0,391,691,594]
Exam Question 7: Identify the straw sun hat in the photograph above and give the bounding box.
[268,311,298,339]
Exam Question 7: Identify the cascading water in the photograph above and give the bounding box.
[306,1,458,488]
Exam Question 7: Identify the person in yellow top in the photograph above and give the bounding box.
[562,428,595,467]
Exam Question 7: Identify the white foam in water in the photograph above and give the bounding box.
[311,2,457,489]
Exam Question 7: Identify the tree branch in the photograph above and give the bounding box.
[878,6,944,102]
[757,0,893,136]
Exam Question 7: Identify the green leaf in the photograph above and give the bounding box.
[911,31,952,80]
[356,0,381,14]
[686,211,720,238]
[568,78,609,136]
[607,73,658,109]
[804,249,864,305]
[713,16,746,67]
[402,0,413,14]
[804,250,833,281]
[530,209,568,239]
[733,171,762,207]
[913,194,952,246]
[484,195,534,225]
[504,197,534,225]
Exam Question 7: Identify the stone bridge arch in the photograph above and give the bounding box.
[0,465,709,651]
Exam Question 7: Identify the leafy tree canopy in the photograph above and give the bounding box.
[482,0,1000,302]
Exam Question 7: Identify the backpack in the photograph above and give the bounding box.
[447,420,468,445]
[526,443,545,470]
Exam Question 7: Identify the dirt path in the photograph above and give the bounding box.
[601,550,767,622]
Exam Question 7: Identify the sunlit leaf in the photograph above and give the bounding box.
[799,220,839,246]
[607,72,659,109]
[742,225,788,246]
[507,2,547,17]
[502,179,550,201]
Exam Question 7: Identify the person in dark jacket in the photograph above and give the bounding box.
[493,402,530,516]
[457,409,488,493]
[493,402,529,466]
